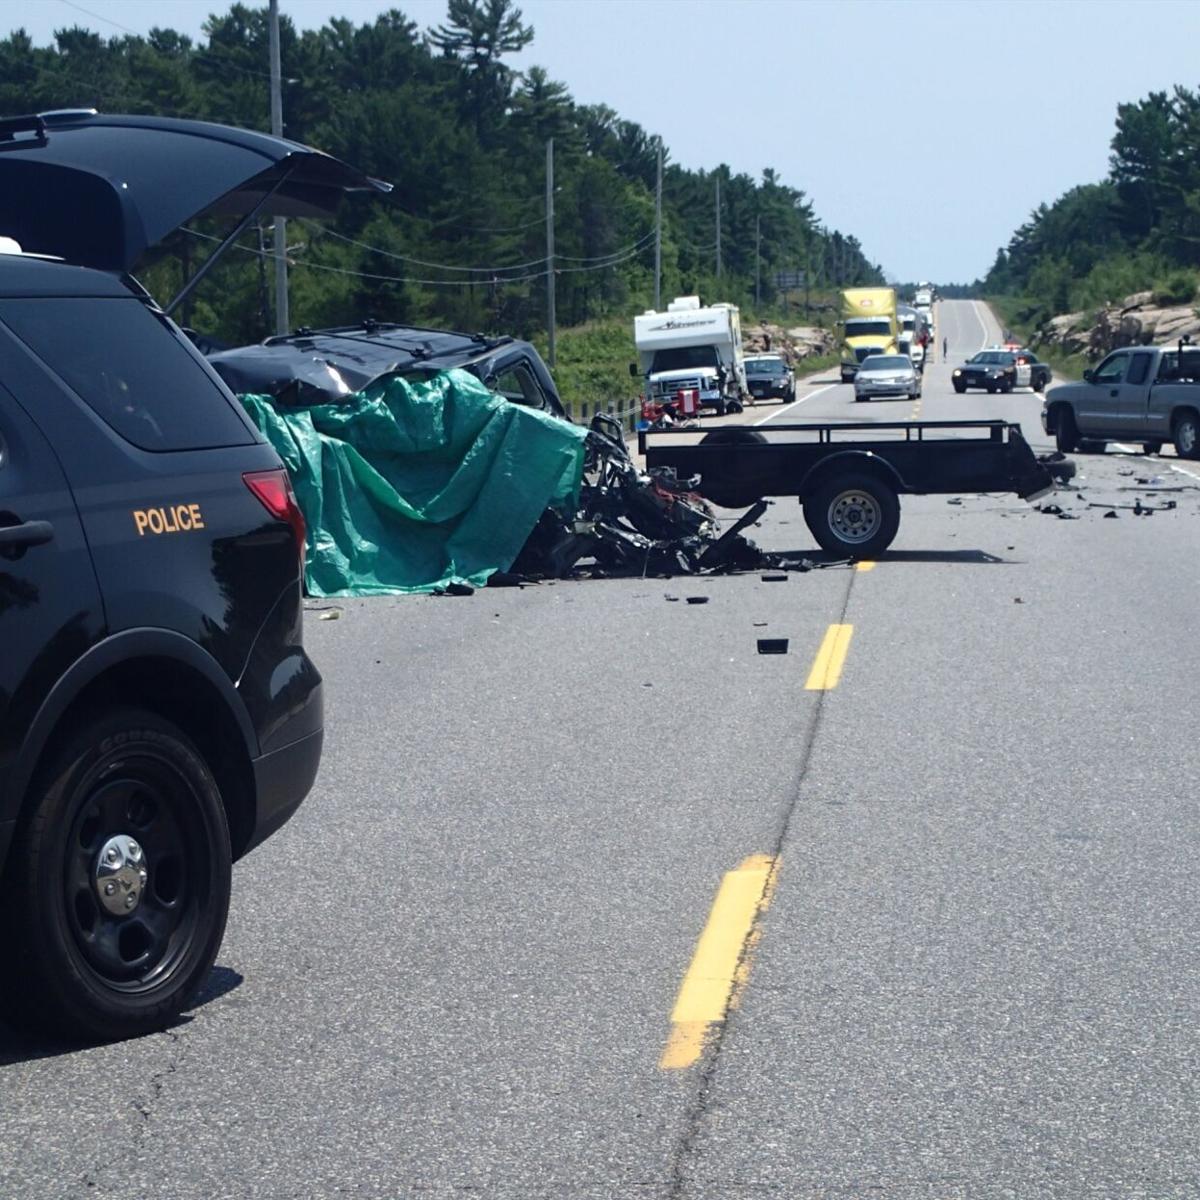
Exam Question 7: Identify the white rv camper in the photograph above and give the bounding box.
[631,296,746,416]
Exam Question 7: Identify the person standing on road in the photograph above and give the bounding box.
[942,336,948,362]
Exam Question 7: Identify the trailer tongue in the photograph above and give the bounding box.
[638,419,1057,557]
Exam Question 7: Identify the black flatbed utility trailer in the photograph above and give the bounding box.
[638,419,1055,556]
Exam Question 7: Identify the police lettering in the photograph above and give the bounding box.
[132,503,205,536]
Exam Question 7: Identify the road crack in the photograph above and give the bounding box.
[665,568,859,1199]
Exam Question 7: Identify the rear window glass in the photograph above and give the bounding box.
[0,297,254,451]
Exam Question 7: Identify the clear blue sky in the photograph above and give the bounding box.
[8,0,1200,283]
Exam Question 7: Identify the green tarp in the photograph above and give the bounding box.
[241,368,588,596]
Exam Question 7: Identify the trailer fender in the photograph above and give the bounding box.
[797,450,908,498]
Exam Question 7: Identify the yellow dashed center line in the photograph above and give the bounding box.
[659,854,778,1069]
[804,623,854,690]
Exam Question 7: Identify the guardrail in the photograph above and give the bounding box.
[575,398,642,434]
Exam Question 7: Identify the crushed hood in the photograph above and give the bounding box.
[0,110,391,271]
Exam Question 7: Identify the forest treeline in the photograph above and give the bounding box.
[0,1,884,344]
[985,84,1200,323]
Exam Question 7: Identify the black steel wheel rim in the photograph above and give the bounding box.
[63,749,209,993]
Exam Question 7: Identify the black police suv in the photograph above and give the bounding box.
[0,110,386,1040]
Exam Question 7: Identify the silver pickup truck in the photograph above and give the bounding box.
[1042,344,1200,457]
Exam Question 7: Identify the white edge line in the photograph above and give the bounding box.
[971,299,991,352]
[1113,441,1200,482]
[754,382,837,426]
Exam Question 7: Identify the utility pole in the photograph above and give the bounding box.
[268,0,288,335]
[804,228,811,319]
[754,213,760,309]
[715,174,722,280]
[654,137,662,310]
[546,138,556,368]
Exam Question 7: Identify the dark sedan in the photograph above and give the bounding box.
[952,349,1042,394]
[744,353,795,403]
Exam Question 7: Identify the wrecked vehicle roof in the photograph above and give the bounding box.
[207,322,568,417]
[0,110,391,271]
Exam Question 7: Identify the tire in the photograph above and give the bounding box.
[1142,441,1163,456]
[1173,411,1200,460]
[953,383,966,394]
[1001,381,1013,394]
[1054,407,1079,454]
[1081,440,1107,454]
[803,472,900,558]
[725,399,743,416]
[0,709,232,1042]
[714,401,726,417]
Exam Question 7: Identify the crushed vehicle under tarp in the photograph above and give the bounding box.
[241,369,587,596]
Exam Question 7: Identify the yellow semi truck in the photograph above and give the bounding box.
[839,287,898,383]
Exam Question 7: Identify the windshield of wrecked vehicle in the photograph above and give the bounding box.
[862,356,910,371]
[651,346,719,372]
[747,358,786,375]
[846,319,892,337]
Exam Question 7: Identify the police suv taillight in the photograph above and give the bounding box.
[243,468,307,573]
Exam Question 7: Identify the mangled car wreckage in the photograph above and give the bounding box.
[208,324,786,594]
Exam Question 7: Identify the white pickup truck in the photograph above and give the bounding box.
[1042,343,1200,457]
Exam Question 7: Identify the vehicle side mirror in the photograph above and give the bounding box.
[1082,368,1094,383]
[628,362,638,378]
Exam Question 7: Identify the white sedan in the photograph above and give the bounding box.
[854,354,922,402]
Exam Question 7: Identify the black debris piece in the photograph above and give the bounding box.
[686,596,709,605]
[1104,510,1119,518]
[757,639,789,655]
[761,573,789,583]
[1088,500,1176,514]
[1036,452,1077,485]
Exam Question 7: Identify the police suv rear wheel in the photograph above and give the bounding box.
[0,709,231,1042]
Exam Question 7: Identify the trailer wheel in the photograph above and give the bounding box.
[804,473,900,558]
[1142,441,1163,456]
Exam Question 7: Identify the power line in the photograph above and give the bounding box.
[56,0,289,81]
[181,227,548,288]
[555,229,655,262]
[182,226,646,288]
[306,223,549,274]
[307,222,655,274]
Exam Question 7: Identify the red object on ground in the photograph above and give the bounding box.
[677,388,699,417]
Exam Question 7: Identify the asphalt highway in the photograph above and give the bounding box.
[4,302,1199,1198]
